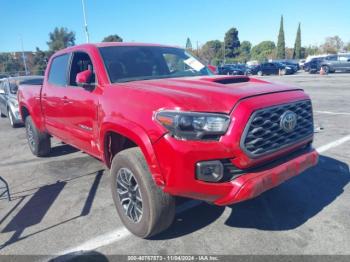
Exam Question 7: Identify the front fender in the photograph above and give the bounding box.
[100,117,165,186]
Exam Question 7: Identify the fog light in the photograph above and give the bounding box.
[196,160,224,182]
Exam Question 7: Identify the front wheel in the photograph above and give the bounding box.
[25,116,51,156]
[110,147,175,238]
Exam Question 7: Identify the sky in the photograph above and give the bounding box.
[0,0,349,52]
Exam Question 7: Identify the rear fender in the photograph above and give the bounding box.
[19,101,45,131]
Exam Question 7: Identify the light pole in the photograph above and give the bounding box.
[81,0,90,43]
[20,35,28,75]
[223,39,226,65]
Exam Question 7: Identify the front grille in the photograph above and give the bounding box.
[241,100,313,158]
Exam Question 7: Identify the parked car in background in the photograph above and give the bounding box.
[303,57,324,73]
[217,64,246,75]
[247,62,294,76]
[299,59,306,70]
[0,76,44,127]
[320,54,350,73]
[282,61,299,72]
[273,60,300,71]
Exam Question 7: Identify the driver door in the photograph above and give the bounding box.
[63,51,99,156]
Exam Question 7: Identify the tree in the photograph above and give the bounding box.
[0,53,23,76]
[345,42,350,52]
[102,34,123,42]
[251,41,276,61]
[305,45,320,56]
[224,27,240,58]
[238,41,252,62]
[185,37,193,50]
[47,27,75,52]
[198,40,223,64]
[276,15,286,59]
[293,23,302,59]
[320,36,344,53]
[32,48,49,75]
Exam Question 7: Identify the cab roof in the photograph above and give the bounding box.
[54,42,181,55]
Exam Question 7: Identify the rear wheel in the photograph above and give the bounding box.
[322,65,330,74]
[0,107,5,118]
[25,116,51,156]
[8,108,18,128]
[110,147,175,238]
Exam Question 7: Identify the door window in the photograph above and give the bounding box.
[48,54,70,87]
[338,55,349,62]
[69,52,96,86]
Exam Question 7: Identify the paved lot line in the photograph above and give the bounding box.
[57,200,202,256]
[58,227,130,255]
[316,134,350,153]
[315,110,350,116]
[57,135,350,257]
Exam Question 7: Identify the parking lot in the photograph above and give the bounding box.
[0,72,349,259]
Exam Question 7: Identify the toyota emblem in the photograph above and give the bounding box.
[280,111,297,133]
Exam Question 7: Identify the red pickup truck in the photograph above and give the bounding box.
[18,43,318,238]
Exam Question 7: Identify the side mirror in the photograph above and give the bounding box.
[76,70,92,87]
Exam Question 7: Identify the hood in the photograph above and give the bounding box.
[114,76,303,114]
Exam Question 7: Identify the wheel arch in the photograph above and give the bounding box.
[100,120,165,187]
[20,105,30,121]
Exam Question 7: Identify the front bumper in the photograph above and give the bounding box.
[214,148,318,205]
[153,91,318,205]
[13,110,23,124]
[154,134,318,205]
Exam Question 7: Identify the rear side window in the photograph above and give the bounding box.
[48,54,70,86]
[326,55,337,61]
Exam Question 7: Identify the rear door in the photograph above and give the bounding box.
[269,63,279,74]
[42,53,72,141]
[261,63,269,74]
[338,55,350,71]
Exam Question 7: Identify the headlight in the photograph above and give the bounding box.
[156,111,230,140]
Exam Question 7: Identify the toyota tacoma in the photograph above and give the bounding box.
[18,43,318,238]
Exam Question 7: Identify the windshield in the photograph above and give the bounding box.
[99,46,211,83]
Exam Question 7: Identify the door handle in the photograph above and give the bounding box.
[61,96,72,104]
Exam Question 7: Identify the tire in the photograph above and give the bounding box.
[8,108,18,128]
[322,65,330,74]
[257,71,263,76]
[0,108,5,118]
[110,147,175,238]
[25,116,51,157]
